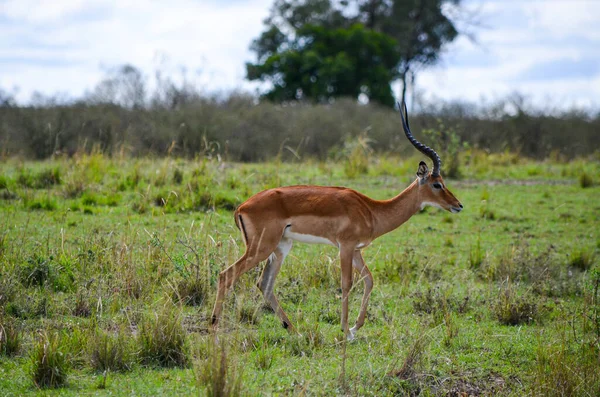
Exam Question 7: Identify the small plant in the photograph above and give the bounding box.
[0,319,20,356]
[253,338,276,370]
[27,197,58,211]
[337,130,373,179]
[138,304,188,368]
[196,337,243,397]
[30,331,69,389]
[388,333,429,381]
[585,266,600,339]
[34,168,61,188]
[73,291,92,317]
[20,255,51,287]
[236,299,260,325]
[579,171,593,188]
[532,328,600,396]
[284,322,324,357]
[493,281,539,326]
[0,175,8,189]
[469,236,484,269]
[422,122,465,179]
[173,168,184,184]
[480,206,496,220]
[90,328,134,372]
[568,247,596,271]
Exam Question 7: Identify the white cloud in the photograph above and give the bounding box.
[1,0,271,101]
[414,0,600,109]
[1,0,598,109]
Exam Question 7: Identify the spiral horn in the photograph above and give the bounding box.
[398,101,441,177]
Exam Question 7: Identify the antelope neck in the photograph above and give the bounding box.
[371,179,422,238]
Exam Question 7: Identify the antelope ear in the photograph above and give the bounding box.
[416,161,429,180]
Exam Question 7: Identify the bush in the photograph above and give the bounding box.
[0,319,20,356]
[196,337,244,397]
[138,305,188,368]
[493,283,540,326]
[579,171,593,188]
[30,332,69,388]
[90,328,134,372]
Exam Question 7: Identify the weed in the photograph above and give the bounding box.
[62,327,89,369]
[196,337,244,397]
[236,298,260,326]
[493,281,539,326]
[285,322,325,357]
[568,247,596,271]
[584,266,600,339]
[469,236,484,269]
[579,171,593,188]
[0,318,20,356]
[480,206,496,220]
[173,168,184,184]
[337,130,372,178]
[30,331,69,389]
[174,277,207,307]
[27,197,58,211]
[20,254,51,287]
[0,271,17,307]
[253,338,276,370]
[388,332,429,381]
[412,285,470,315]
[34,168,61,188]
[90,328,134,372]
[422,122,465,179]
[532,328,600,396]
[138,304,188,368]
[18,168,61,189]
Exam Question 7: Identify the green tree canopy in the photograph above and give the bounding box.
[247,0,462,106]
[247,23,400,106]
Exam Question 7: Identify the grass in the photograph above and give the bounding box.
[0,154,598,395]
[30,331,69,389]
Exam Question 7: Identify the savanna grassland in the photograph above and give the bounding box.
[0,151,599,396]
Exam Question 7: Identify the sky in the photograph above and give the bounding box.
[1,0,599,110]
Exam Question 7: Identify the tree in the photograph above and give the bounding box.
[88,64,146,109]
[358,0,460,105]
[247,23,401,106]
[247,0,462,106]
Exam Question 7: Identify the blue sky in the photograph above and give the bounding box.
[1,0,599,110]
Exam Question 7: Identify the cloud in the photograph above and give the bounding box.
[414,0,600,109]
[0,0,599,110]
[0,0,271,101]
[518,58,600,82]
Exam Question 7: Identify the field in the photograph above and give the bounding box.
[0,152,599,396]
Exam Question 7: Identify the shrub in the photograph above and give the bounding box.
[532,330,600,396]
[196,337,243,397]
[90,328,134,372]
[30,331,69,388]
[0,319,20,356]
[568,247,596,271]
[493,283,539,326]
[579,171,593,188]
[138,305,188,368]
[34,168,61,188]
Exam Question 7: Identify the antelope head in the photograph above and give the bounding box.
[399,102,463,214]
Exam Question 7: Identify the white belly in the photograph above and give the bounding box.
[282,230,336,246]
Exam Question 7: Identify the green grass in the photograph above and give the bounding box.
[0,154,599,395]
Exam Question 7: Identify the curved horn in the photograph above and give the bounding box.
[398,101,441,177]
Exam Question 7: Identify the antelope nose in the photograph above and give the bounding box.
[459,203,463,209]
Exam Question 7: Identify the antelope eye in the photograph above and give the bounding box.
[432,182,443,189]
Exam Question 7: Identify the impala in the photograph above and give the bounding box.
[211,102,463,340]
